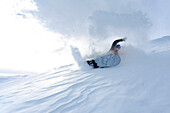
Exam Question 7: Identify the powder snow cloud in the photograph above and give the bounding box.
[32,0,170,53]
[33,0,151,43]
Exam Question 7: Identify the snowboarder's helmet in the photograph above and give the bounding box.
[116,45,121,49]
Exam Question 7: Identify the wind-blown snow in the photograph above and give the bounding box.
[1,46,170,113]
[33,0,151,51]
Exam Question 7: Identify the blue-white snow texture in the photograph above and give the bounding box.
[1,45,170,113]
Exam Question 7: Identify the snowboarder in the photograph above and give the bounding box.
[108,37,127,55]
[87,37,126,68]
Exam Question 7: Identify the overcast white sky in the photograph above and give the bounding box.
[138,0,170,38]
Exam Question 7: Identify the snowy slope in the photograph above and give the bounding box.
[150,36,170,53]
[1,0,170,113]
[1,45,170,113]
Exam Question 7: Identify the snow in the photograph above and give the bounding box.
[1,44,170,113]
[150,36,170,53]
[1,0,170,113]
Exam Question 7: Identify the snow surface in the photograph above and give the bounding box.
[150,36,170,53]
[1,43,170,113]
[1,0,170,113]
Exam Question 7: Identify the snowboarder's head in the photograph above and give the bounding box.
[116,44,121,49]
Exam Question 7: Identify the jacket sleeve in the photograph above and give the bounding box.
[112,39,124,45]
[110,39,125,50]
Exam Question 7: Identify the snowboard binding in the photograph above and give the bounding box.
[87,60,99,68]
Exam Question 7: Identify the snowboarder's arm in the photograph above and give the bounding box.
[112,38,126,45]
[110,38,126,50]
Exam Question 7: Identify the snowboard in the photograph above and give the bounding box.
[87,54,121,68]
